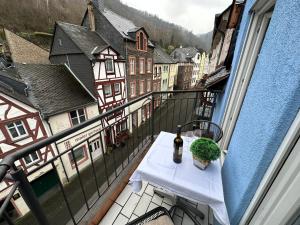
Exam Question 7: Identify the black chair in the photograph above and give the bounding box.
[180,120,223,143]
[127,205,201,225]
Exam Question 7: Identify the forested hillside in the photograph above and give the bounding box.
[0,0,212,51]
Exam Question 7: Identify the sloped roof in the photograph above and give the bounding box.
[154,45,175,64]
[205,66,230,88]
[57,21,109,60]
[0,68,33,106]
[4,29,50,64]
[170,47,201,63]
[92,4,154,47]
[15,64,96,117]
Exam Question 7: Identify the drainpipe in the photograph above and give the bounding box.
[45,119,69,183]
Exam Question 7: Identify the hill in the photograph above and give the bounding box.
[0,0,211,51]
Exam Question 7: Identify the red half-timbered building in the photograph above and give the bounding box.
[92,46,127,147]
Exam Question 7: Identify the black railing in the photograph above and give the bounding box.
[0,90,218,225]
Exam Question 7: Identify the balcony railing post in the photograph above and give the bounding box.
[151,94,155,141]
[11,169,50,225]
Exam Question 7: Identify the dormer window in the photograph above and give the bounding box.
[136,31,147,51]
[105,58,114,73]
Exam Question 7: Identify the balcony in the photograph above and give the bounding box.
[0,90,218,225]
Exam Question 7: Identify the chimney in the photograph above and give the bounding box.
[93,0,104,12]
[87,0,96,31]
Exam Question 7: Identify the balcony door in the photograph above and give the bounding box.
[220,0,275,150]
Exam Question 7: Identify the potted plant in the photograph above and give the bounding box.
[190,137,221,170]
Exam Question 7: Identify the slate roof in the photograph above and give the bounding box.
[153,45,175,64]
[170,47,201,63]
[4,29,50,64]
[0,68,33,106]
[92,4,154,47]
[205,66,230,88]
[14,64,96,117]
[57,21,109,60]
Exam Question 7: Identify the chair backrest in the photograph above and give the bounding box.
[181,120,223,143]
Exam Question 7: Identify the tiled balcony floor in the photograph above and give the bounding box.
[99,181,214,225]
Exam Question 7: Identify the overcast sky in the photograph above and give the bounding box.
[121,0,232,34]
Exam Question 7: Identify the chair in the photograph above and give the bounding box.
[127,205,201,225]
[180,120,223,143]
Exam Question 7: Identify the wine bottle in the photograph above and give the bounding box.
[173,125,183,163]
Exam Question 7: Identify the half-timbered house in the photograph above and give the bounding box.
[81,0,155,128]
[0,68,56,216]
[50,22,128,148]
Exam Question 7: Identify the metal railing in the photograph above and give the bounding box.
[0,90,218,225]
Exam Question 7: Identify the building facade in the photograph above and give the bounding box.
[81,0,155,128]
[211,0,300,224]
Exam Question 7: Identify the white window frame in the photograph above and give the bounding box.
[130,81,136,97]
[70,109,86,126]
[69,146,86,165]
[220,0,275,151]
[6,120,28,140]
[129,57,136,75]
[147,59,152,73]
[23,152,40,165]
[139,80,145,95]
[114,83,121,95]
[105,57,114,73]
[103,84,112,97]
[139,58,145,74]
[147,79,151,92]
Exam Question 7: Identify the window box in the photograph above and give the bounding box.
[70,109,86,126]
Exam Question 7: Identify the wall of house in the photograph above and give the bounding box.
[48,104,103,180]
[220,0,300,224]
[168,64,177,91]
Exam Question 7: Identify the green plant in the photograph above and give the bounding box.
[190,138,220,161]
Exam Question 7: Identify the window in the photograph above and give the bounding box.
[137,31,147,51]
[130,81,136,97]
[24,152,39,165]
[114,83,121,95]
[140,80,145,94]
[7,121,27,139]
[103,85,112,97]
[90,139,100,152]
[129,57,136,75]
[147,59,152,73]
[163,66,169,73]
[147,79,151,92]
[70,109,86,126]
[139,58,145,74]
[117,121,127,133]
[105,58,114,73]
[154,67,158,76]
[69,146,86,165]
[158,67,162,75]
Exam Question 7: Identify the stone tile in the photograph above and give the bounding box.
[129,214,138,222]
[121,193,140,218]
[136,181,148,196]
[161,202,172,210]
[145,184,155,196]
[113,214,128,225]
[182,213,196,225]
[173,214,183,225]
[152,193,163,205]
[115,185,133,206]
[147,202,159,212]
[99,203,122,225]
[133,193,152,216]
